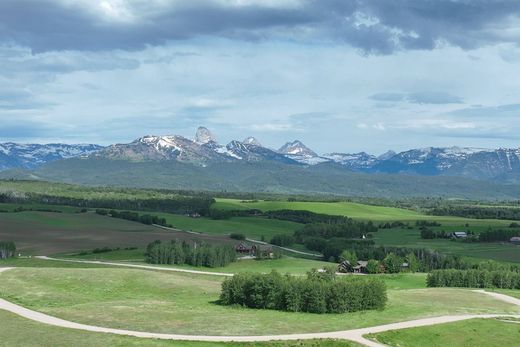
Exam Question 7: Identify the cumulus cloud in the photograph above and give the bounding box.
[1,0,520,54]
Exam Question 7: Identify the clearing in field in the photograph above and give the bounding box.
[1,267,518,336]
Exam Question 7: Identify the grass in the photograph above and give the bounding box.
[0,268,517,336]
[214,199,515,226]
[367,318,520,347]
[493,289,520,299]
[374,228,520,263]
[0,211,236,255]
[0,310,360,347]
[152,213,302,240]
[57,249,332,275]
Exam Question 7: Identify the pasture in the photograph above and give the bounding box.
[368,318,520,347]
[0,211,235,255]
[213,199,515,226]
[59,249,333,275]
[374,228,520,263]
[152,213,302,240]
[0,267,517,336]
[0,310,358,347]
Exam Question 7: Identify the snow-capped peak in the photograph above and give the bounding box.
[195,126,216,144]
[278,140,318,157]
[378,150,396,160]
[243,136,262,147]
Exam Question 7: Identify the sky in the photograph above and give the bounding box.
[1,0,520,155]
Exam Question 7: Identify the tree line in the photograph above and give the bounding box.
[219,270,387,314]
[430,206,520,220]
[420,227,518,242]
[0,192,214,215]
[427,269,520,289]
[95,209,171,227]
[0,241,16,259]
[145,240,236,268]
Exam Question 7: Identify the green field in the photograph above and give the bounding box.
[214,199,515,226]
[368,318,520,347]
[0,268,517,336]
[374,228,520,263]
[0,211,235,255]
[0,310,360,347]
[153,213,302,240]
[58,249,332,275]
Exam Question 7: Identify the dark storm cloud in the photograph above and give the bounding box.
[1,0,520,53]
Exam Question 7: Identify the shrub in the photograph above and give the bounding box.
[230,233,246,240]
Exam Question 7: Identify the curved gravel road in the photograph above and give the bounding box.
[1,267,519,346]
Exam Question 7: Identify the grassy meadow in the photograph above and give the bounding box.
[0,310,360,347]
[214,198,517,226]
[0,210,237,255]
[0,267,518,336]
[368,318,520,347]
[374,228,520,263]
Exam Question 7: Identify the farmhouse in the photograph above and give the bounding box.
[452,231,468,239]
[235,242,253,254]
[338,260,368,273]
[235,242,274,258]
[510,236,520,245]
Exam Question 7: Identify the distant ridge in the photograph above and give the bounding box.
[2,127,520,184]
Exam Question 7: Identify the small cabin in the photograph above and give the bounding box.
[338,260,368,273]
[452,231,467,239]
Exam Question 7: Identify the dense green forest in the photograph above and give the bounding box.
[427,269,520,289]
[145,240,236,268]
[219,270,387,314]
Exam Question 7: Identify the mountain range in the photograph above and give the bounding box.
[1,126,520,199]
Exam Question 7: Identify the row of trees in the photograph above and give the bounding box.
[478,229,519,242]
[96,209,170,227]
[427,269,520,289]
[0,241,16,259]
[145,240,236,268]
[0,192,214,215]
[220,271,387,314]
[430,206,520,220]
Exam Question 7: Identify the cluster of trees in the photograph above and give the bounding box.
[420,228,452,239]
[478,228,519,242]
[96,209,171,227]
[0,241,16,259]
[229,233,246,240]
[270,234,295,247]
[430,206,520,220]
[427,269,520,289]
[145,240,236,268]
[219,270,387,314]
[340,250,419,274]
[340,245,471,272]
[378,221,409,229]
